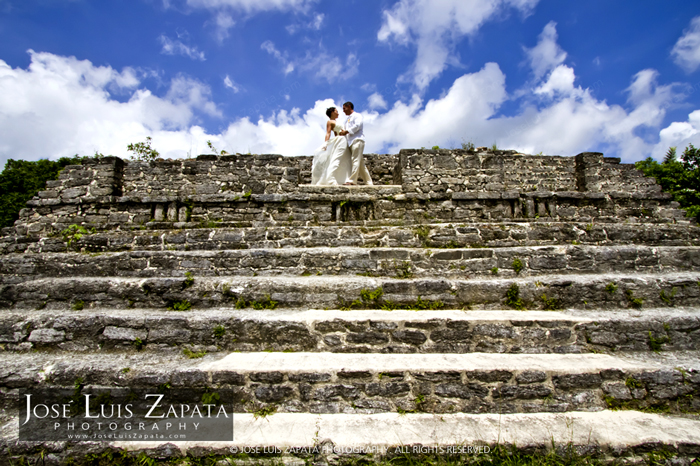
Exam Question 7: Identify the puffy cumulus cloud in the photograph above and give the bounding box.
[377,0,539,90]
[672,16,700,73]
[196,99,332,155]
[367,92,388,110]
[158,34,206,61]
[653,110,700,157]
[0,51,219,165]
[524,21,566,80]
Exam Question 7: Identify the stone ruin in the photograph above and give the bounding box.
[1,148,699,463]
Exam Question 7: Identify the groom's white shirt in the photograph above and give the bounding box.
[345,111,365,146]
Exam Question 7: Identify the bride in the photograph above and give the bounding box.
[311,107,352,185]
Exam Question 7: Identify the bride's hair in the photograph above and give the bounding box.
[325,107,336,118]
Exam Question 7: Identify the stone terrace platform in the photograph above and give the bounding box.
[1,148,699,464]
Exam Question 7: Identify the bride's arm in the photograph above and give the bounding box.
[324,121,333,142]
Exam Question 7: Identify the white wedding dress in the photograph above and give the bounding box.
[311,121,351,185]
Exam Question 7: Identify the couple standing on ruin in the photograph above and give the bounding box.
[311,101,373,186]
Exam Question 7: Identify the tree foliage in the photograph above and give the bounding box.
[635,144,700,220]
[0,156,86,228]
[127,136,160,161]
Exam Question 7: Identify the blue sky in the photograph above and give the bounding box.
[1,0,700,166]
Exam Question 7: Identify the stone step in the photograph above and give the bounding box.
[3,308,699,355]
[3,411,700,464]
[2,272,699,311]
[0,351,698,415]
[3,221,699,255]
[2,245,699,283]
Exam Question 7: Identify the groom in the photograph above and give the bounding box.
[339,101,373,186]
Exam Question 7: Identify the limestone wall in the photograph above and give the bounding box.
[8,148,690,235]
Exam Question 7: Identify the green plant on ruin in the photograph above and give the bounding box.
[168,300,192,311]
[625,289,643,309]
[183,271,195,288]
[213,325,225,339]
[540,294,561,311]
[251,294,278,310]
[72,300,84,311]
[491,267,499,275]
[461,139,475,151]
[206,140,229,156]
[414,225,431,246]
[625,377,644,389]
[505,283,525,310]
[605,282,618,294]
[253,404,277,419]
[183,348,206,359]
[242,190,252,198]
[127,136,160,161]
[659,287,678,306]
[431,145,440,150]
[648,331,670,352]
[491,142,498,151]
[511,258,523,275]
[133,338,144,351]
[201,390,221,406]
[395,261,414,279]
[61,224,90,248]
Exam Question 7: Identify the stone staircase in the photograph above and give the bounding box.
[1,149,700,464]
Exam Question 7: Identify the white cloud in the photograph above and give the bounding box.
[310,12,323,30]
[184,0,316,13]
[0,50,219,165]
[159,34,206,61]
[261,41,359,82]
[672,16,700,73]
[213,12,235,42]
[367,92,388,110]
[377,0,540,90]
[224,75,241,92]
[534,65,575,97]
[524,21,566,80]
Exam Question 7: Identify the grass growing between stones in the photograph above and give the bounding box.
[505,284,525,310]
[339,287,445,311]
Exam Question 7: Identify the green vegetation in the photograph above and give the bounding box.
[511,258,523,275]
[213,325,226,339]
[168,300,192,311]
[431,145,440,150]
[61,224,93,248]
[659,287,678,306]
[127,136,160,161]
[505,283,525,310]
[201,391,221,406]
[183,271,194,288]
[625,377,644,389]
[461,139,475,151]
[490,267,499,275]
[648,331,670,352]
[182,348,206,359]
[206,140,229,156]
[339,287,444,311]
[0,156,88,228]
[491,142,498,151]
[635,144,700,220]
[253,404,277,419]
[395,261,414,279]
[625,289,643,309]
[72,300,84,311]
[605,282,618,294]
[234,294,278,310]
[132,338,144,351]
[540,294,561,310]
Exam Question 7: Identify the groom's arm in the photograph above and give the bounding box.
[345,113,363,135]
